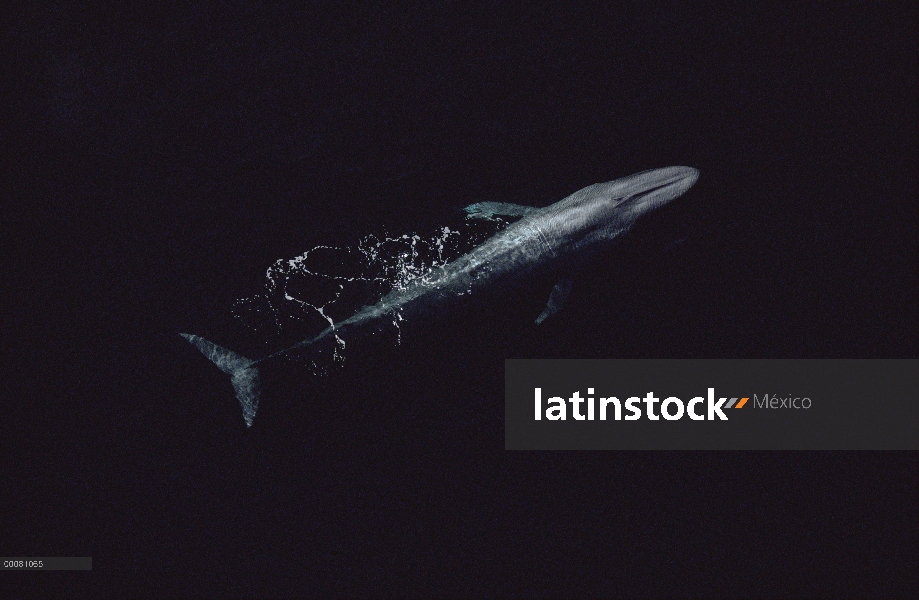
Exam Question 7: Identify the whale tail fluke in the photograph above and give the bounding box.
[180,333,260,427]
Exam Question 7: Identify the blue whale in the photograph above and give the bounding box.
[181,166,700,427]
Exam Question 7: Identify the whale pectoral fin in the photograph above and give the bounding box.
[464,202,539,220]
[535,278,574,324]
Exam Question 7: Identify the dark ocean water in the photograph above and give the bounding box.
[4,2,916,597]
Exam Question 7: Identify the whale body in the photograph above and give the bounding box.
[181,166,700,427]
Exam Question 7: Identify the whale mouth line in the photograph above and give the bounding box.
[626,179,682,204]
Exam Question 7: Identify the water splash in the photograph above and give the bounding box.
[232,216,509,371]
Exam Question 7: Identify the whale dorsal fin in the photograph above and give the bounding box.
[464,201,540,220]
[535,278,573,324]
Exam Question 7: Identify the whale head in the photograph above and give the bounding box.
[540,166,699,255]
[610,166,699,227]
